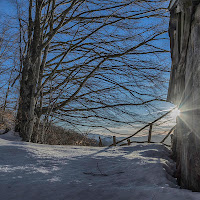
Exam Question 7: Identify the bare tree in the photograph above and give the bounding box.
[14,0,170,142]
[0,15,20,111]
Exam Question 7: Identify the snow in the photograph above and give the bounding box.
[0,131,200,200]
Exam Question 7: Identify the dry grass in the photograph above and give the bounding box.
[0,109,98,146]
[0,109,15,131]
[38,124,98,146]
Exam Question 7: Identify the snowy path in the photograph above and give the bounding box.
[0,132,200,200]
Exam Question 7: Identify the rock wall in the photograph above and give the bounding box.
[168,0,200,191]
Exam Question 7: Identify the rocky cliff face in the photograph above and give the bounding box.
[168,0,200,191]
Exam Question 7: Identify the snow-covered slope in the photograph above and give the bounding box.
[0,131,199,200]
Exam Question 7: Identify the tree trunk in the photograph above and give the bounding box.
[15,56,39,142]
[15,0,42,142]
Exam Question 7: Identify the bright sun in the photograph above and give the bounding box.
[171,108,180,119]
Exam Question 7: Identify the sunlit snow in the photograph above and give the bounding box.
[0,131,199,200]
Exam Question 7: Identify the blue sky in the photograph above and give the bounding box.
[0,0,13,16]
[0,0,175,136]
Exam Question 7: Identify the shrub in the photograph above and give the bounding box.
[33,123,98,146]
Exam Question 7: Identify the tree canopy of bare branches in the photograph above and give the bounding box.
[0,15,20,111]
[13,0,170,142]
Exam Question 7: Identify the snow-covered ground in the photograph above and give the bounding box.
[0,131,200,200]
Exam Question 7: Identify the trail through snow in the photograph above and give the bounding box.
[0,131,199,200]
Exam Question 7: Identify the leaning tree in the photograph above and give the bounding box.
[14,0,169,142]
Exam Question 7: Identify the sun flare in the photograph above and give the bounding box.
[171,108,180,119]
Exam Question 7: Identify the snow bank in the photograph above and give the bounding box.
[0,131,199,200]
